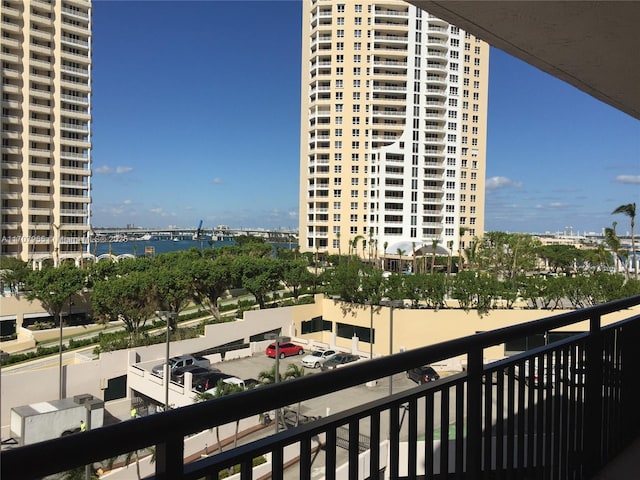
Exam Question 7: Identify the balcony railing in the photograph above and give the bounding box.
[3,296,640,480]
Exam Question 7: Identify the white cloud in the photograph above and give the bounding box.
[212,177,222,185]
[95,166,112,174]
[615,175,640,184]
[116,166,133,174]
[486,176,523,192]
[123,199,132,205]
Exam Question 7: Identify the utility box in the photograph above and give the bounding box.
[10,395,104,446]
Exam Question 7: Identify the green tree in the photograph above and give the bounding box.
[234,256,283,309]
[25,264,86,335]
[193,380,243,453]
[421,273,448,309]
[282,259,314,300]
[150,253,194,330]
[0,257,29,294]
[477,232,541,279]
[234,234,266,246]
[612,202,637,280]
[191,255,234,320]
[384,272,405,301]
[325,259,360,302]
[92,270,156,343]
[537,244,580,274]
[284,363,305,426]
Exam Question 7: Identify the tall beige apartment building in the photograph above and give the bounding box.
[299,0,488,262]
[1,0,92,265]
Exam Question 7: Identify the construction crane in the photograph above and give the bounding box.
[192,220,204,241]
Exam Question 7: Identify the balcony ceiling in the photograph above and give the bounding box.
[409,1,640,119]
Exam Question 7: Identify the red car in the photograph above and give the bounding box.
[265,342,304,359]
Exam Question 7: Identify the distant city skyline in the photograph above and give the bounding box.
[91,1,639,234]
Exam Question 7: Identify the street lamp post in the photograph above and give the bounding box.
[369,303,374,359]
[265,333,290,433]
[383,300,404,396]
[156,311,176,412]
[58,308,63,400]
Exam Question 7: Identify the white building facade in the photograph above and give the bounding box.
[299,0,488,260]
[1,0,92,265]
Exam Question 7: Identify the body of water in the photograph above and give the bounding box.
[91,239,297,257]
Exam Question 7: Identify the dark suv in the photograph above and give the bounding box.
[406,365,440,384]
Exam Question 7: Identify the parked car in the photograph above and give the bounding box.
[171,365,218,385]
[406,365,440,384]
[193,372,233,393]
[203,376,251,396]
[301,349,337,368]
[320,353,361,371]
[151,354,210,376]
[265,342,304,359]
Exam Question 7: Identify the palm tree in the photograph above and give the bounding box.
[396,248,406,272]
[258,365,277,384]
[284,364,305,426]
[382,241,388,270]
[412,242,417,273]
[193,380,243,453]
[351,235,364,259]
[368,228,375,263]
[612,203,637,279]
[336,231,341,261]
[604,222,629,278]
[458,227,467,271]
[430,238,440,274]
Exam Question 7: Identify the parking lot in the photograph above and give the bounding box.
[202,349,447,421]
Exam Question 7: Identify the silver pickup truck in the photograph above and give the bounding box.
[152,354,210,376]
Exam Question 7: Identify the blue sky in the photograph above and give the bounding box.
[91,1,639,235]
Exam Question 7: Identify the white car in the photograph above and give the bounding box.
[301,349,337,369]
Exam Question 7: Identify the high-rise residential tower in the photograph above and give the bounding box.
[299,0,488,263]
[1,0,92,265]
